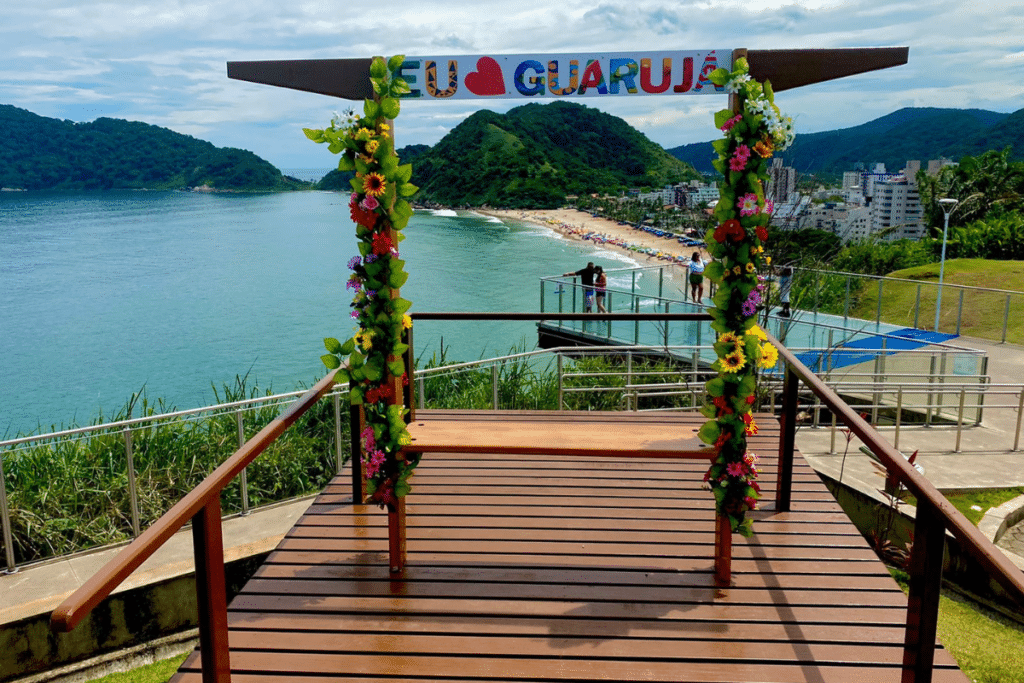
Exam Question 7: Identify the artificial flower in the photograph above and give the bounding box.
[355,127,373,141]
[756,225,769,242]
[360,195,380,211]
[742,300,757,317]
[371,231,394,255]
[733,266,743,276]
[739,193,759,217]
[720,114,742,133]
[718,331,739,347]
[759,343,779,368]
[365,139,380,155]
[745,262,756,274]
[402,314,413,330]
[721,349,746,373]
[753,137,774,158]
[363,173,387,197]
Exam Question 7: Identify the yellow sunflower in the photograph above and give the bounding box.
[718,331,739,347]
[721,349,746,373]
[759,342,779,368]
[362,172,386,197]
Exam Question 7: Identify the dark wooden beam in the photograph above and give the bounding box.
[227,48,909,100]
[227,58,374,100]
[746,47,909,92]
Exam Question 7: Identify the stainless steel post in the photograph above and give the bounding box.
[955,388,966,453]
[894,387,903,450]
[557,353,564,410]
[539,279,545,314]
[634,295,640,344]
[1,451,16,572]
[663,301,671,347]
[1014,390,1023,452]
[418,377,425,410]
[236,411,250,516]
[1003,295,1011,343]
[956,289,965,335]
[876,279,883,324]
[977,356,988,425]
[914,284,922,329]
[843,276,851,320]
[925,354,937,426]
[333,393,344,474]
[492,364,499,409]
[124,428,141,537]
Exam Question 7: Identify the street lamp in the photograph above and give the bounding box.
[934,197,959,332]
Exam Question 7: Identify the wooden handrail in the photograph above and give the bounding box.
[50,368,340,633]
[767,329,1024,605]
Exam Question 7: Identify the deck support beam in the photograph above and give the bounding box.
[388,498,407,573]
[192,499,232,683]
[714,514,732,586]
[902,498,945,683]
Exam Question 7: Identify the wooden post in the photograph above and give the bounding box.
[349,386,365,503]
[380,100,408,573]
[714,513,732,586]
[776,364,798,512]
[192,499,232,683]
[902,499,945,682]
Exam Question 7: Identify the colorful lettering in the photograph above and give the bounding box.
[693,52,721,93]
[608,58,639,94]
[578,60,608,95]
[640,57,672,94]
[673,57,694,93]
[425,60,458,98]
[547,59,579,96]
[514,60,545,96]
[398,59,421,98]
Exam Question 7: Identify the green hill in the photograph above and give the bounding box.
[409,101,700,208]
[0,104,306,191]
[669,107,1022,175]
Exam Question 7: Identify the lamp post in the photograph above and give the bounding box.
[934,197,959,332]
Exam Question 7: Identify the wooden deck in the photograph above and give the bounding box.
[171,411,968,683]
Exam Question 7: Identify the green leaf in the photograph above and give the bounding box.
[388,359,406,376]
[354,157,369,175]
[713,109,734,129]
[337,155,355,172]
[340,337,356,355]
[706,377,726,397]
[320,353,341,369]
[363,361,383,382]
[380,97,400,120]
[349,387,364,405]
[303,128,326,143]
[327,140,343,155]
[393,342,409,355]
[350,177,364,193]
[323,337,342,354]
[399,182,419,197]
[395,480,411,498]
[363,99,381,120]
[705,261,724,281]
[393,298,412,315]
[370,57,387,79]
[334,368,350,385]
[388,55,406,72]
[708,68,731,86]
[388,269,409,288]
[396,164,413,184]
[698,420,721,445]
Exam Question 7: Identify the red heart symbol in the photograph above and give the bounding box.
[464,57,505,96]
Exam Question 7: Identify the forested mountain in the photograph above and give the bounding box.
[668,107,1024,175]
[405,101,700,208]
[0,104,305,191]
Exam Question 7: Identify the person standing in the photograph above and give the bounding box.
[688,252,707,303]
[563,261,597,313]
[594,266,608,313]
[778,266,793,317]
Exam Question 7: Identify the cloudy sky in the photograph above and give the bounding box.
[4,1,1022,171]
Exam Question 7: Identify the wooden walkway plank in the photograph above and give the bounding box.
[169,411,967,683]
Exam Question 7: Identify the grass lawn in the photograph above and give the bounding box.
[850,259,1024,344]
[87,652,188,683]
[938,590,1024,683]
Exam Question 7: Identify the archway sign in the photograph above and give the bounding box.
[226,46,907,571]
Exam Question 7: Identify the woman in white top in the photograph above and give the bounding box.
[688,251,707,303]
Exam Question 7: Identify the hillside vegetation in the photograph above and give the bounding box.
[669,107,1024,175]
[0,104,306,191]
[408,101,700,208]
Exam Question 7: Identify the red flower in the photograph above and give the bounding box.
[756,225,768,242]
[714,219,743,243]
[350,202,378,229]
[372,231,394,255]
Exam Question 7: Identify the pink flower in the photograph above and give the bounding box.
[739,193,759,216]
[734,144,750,160]
[727,461,747,478]
[744,496,758,511]
[765,200,775,215]
[360,195,380,211]
[720,114,742,132]
[729,156,747,172]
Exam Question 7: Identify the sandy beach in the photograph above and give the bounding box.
[481,207,712,298]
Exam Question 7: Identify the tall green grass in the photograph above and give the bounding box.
[2,353,697,567]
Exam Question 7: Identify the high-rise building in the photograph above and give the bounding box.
[766,158,798,203]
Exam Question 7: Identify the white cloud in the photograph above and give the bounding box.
[3,0,1022,168]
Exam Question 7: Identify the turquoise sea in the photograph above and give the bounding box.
[0,188,661,436]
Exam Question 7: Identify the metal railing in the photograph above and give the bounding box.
[1,385,351,573]
[44,312,1024,683]
[769,328,1024,681]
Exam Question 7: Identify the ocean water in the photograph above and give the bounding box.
[0,190,655,436]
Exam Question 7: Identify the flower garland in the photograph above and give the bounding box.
[304,56,419,507]
[697,57,793,536]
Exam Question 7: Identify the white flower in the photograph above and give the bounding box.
[726,73,751,93]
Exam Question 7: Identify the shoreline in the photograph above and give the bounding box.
[478,207,711,299]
